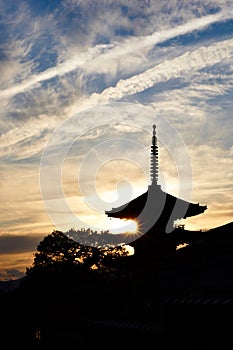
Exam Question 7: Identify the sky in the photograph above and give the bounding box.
[0,0,233,280]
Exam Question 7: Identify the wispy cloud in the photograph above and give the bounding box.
[1,34,233,163]
[1,9,233,100]
[0,234,42,254]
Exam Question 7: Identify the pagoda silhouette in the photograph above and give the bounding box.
[105,125,207,258]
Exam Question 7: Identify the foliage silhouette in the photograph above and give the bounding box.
[65,226,128,246]
[26,230,129,278]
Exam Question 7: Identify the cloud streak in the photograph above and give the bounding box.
[1,35,233,162]
[0,234,42,254]
[1,9,233,100]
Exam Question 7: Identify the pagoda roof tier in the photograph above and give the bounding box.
[105,184,207,234]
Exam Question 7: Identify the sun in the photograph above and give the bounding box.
[124,219,138,233]
[107,217,138,234]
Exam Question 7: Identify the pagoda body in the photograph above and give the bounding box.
[105,125,207,258]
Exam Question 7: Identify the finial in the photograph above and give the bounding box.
[150,123,159,187]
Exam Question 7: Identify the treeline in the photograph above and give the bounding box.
[65,227,130,246]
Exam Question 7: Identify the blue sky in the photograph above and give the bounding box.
[0,0,233,280]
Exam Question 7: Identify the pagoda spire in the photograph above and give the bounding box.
[150,124,159,186]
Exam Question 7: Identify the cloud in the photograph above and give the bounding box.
[64,37,233,116]
[0,60,21,88]
[1,8,232,100]
[0,162,55,234]
[0,234,42,254]
[1,31,233,167]
[0,252,35,280]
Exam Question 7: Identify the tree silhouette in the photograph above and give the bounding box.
[26,230,129,276]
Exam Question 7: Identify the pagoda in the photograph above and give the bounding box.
[105,125,207,258]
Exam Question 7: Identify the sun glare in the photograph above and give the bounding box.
[124,219,138,233]
[107,217,138,234]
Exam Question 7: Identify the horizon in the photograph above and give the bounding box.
[0,0,233,280]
